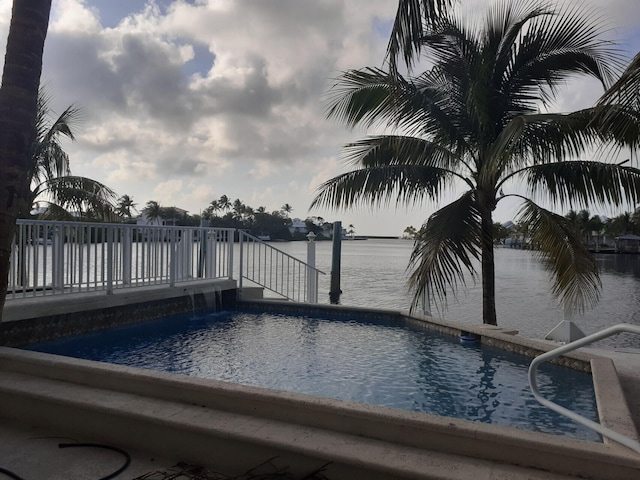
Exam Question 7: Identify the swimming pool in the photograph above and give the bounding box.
[25,310,600,441]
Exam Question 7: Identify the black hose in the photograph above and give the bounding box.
[0,466,26,480]
[58,443,131,480]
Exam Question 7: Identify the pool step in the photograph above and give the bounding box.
[1,348,639,480]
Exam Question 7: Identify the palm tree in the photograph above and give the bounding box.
[281,203,293,217]
[0,0,53,320]
[143,200,163,224]
[313,1,640,325]
[115,194,137,220]
[218,195,231,213]
[25,89,117,221]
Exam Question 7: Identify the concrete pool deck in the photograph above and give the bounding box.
[1,292,640,479]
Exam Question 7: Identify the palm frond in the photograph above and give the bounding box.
[343,135,467,173]
[39,176,117,219]
[497,2,621,111]
[311,163,453,210]
[599,51,640,109]
[325,68,395,128]
[37,202,77,221]
[30,89,83,184]
[517,199,600,312]
[407,190,481,310]
[386,0,458,74]
[521,161,640,209]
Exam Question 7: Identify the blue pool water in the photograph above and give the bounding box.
[25,310,600,441]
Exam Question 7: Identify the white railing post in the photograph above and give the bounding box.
[228,230,234,280]
[122,226,132,285]
[306,232,317,303]
[106,225,114,294]
[53,226,64,292]
[169,227,177,287]
[207,229,217,278]
[237,231,243,288]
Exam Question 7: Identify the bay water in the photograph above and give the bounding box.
[269,238,640,349]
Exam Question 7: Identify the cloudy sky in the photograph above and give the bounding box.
[1,0,640,235]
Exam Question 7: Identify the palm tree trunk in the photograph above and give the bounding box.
[0,0,53,323]
[480,202,498,325]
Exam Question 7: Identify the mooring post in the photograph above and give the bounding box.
[330,221,342,303]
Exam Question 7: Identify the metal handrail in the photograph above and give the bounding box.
[528,324,640,453]
[238,231,325,302]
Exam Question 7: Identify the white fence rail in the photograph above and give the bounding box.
[238,231,325,303]
[8,220,235,299]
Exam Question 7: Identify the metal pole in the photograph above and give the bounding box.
[330,221,342,303]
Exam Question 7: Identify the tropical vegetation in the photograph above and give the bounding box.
[313,0,640,325]
[24,89,117,221]
[138,195,335,241]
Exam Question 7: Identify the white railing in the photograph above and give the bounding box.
[529,324,640,453]
[238,231,325,303]
[8,220,235,299]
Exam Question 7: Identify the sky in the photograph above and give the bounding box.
[1,0,640,236]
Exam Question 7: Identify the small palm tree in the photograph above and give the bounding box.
[218,195,231,213]
[25,89,117,220]
[143,200,163,224]
[115,194,137,220]
[281,203,293,217]
[313,1,640,325]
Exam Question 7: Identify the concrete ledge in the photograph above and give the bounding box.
[3,279,236,322]
[592,357,640,447]
[1,347,639,479]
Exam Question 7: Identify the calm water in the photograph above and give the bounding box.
[26,310,599,442]
[267,239,640,349]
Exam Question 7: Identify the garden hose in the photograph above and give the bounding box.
[0,442,131,480]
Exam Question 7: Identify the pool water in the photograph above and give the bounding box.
[25,310,600,441]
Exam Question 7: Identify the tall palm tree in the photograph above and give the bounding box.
[0,0,53,320]
[313,1,640,325]
[25,90,117,221]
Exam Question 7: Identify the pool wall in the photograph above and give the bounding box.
[0,279,236,346]
[0,346,639,479]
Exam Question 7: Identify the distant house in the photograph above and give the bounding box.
[615,234,640,253]
[288,218,308,235]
